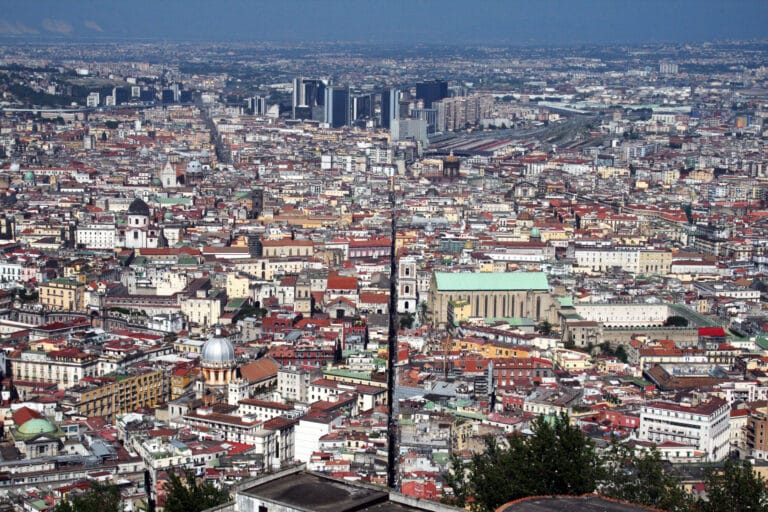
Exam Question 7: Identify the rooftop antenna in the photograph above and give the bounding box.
[386,172,399,489]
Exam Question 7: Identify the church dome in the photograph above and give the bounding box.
[530,227,541,238]
[128,198,150,216]
[18,418,57,435]
[202,334,235,364]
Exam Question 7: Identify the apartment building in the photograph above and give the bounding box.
[638,397,730,462]
[40,277,86,311]
[11,348,99,389]
[64,369,170,421]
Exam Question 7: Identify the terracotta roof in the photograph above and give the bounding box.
[359,292,389,304]
[263,417,298,430]
[327,272,357,290]
[12,406,42,426]
[239,357,281,383]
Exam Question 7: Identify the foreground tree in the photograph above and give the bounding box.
[445,413,602,512]
[53,482,121,512]
[699,459,768,512]
[163,469,230,512]
[601,443,692,512]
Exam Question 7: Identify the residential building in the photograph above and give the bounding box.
[638,397,730,462]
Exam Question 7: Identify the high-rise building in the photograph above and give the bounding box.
[86,92,100,108]
[381,88,400,129]
[246,96,268,115]
[352,93,374,121]
[416,79,448,108]
[292,78,327,120]
[659,61,679,75]
[391,118,428,146]
[324,86,350,128]
[433,94,494,132]
[411,108,438,133]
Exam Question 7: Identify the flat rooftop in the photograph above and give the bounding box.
[240,471,388,512]
[239,470,460,512]
[499,495,657,512]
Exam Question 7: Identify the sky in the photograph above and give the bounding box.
[0,0,766,45]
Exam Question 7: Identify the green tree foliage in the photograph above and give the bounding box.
[537,320,553,335]
[699,460,768,512]
[614,345,629,364]
[444,414,602,512]
[399,312,415,330]
[163,469,230,512]
[601,443,692,512]
[53,482,122,512]
[663,315,689,327]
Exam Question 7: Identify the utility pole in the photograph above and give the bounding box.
[386,175,399,489]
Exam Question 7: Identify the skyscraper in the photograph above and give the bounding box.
[381,88,400,129]
[416,80,448,109]
[324,86,350,128]
[433,94,493,131]
[246,96,268,115]
[293,78,327,120]
[352,93,374,121]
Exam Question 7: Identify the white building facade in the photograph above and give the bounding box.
[638,398,730,462]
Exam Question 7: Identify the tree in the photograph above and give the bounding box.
[399,312,415,330]
[163,469,230,512]
[601,443,692,512]
[664,315,689,327]
[53,482,122,512]
[614,345,629,364]
[537,320,553,336]
[444,414,601,512]
[699,460,768,512]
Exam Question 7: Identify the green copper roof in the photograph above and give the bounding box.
[323,368,372,380]
[18,418,57,435]
[484,317,535,327]
[434,272,549,291]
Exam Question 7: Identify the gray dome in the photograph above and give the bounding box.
[128,198,150,216]
[201,335,235,363]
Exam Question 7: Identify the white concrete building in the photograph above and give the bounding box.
[0,261,22,286]
[294,412,344,463]
[277,366,320,403]
[75,223,116,250]
[574,247,670,275]
[638,397,730,462]
[574,303,669,327]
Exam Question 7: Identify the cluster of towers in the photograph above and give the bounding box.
[291,78,450,134]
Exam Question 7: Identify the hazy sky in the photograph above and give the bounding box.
[1,0,766,45]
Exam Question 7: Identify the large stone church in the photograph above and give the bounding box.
[427,271,558,329]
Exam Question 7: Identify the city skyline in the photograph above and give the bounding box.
[2,3,768,510]
[1,0,767,45]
